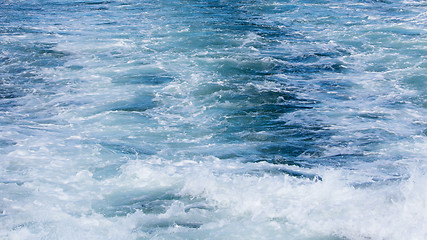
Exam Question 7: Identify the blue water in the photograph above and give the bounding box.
[1,0,426,239]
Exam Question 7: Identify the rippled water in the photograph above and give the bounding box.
[1,0,426,239]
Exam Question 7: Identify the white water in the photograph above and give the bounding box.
[0,0,426,239]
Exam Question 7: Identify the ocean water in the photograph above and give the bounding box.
[0,0,426,239]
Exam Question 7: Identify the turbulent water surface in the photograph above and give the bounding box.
[1,0,426,239]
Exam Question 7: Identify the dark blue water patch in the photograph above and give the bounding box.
[99,141,156,156]
[35,48,70,58]
[66,65,84,71]
[3,42,66,59]
[213,59,278,77]
[216,106,316,133]
[259,156,312,168]
[243,22,295,40]
[76,0,113,5]
[404,75,427,90]
[248,103,313,113]
[358,127,400,144]
[274,45,351,62]
[0,139,17,148]
[38,0,114,11]
[217,113,301,140]
[112,75,174,86]
[107,93,157,112]
[0,180,25,186]
[110,101,156,113]
[357,112,389,120]
[280,60,347,74]
[242,125,329,143]
[208,52,348,79]
[0,137,18,154]
[1,44,69,87]
[173,32,241,51]
[218,102,335,163]
[365,64,388,73]
[192,83,232,97]
[209,84,325,155]
[0,86,25,100]
[0,3,43,19]
[210,83,301,105]
[95,21,118,25]
[216,124,331,161]
[258,143,311,158]
[324,152,369,161]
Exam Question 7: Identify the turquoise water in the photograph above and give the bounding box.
[1,0,426,239]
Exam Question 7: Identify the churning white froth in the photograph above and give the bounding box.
[0,0,426,239]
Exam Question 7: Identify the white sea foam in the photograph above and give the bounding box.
[0,0,426,239]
